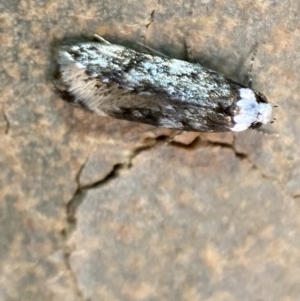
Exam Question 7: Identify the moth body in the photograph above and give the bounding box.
[55,36,272,132]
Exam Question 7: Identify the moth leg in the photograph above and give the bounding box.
[93,34,111,45]
[183,39,196,63]
[136,42,168,58]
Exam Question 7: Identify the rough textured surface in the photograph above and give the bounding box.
[1,0,299,300]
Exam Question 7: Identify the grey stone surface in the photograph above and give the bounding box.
[1,0,300,300]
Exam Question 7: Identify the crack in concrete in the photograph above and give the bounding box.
[65,158,89,229]
[81,162,125,190]
[144,9,156,44]
[59,132,288,296]
[62,250,89,301]
[145,10,155,29]
[59,138,162,296]
[231,135,283,184]
[231,136,297,201]
[63,137,163,236]
[177,135,281,186]
[2,106,9,135]
[60,156,93,301]
[66,133,285,231]
[199,138,289,200]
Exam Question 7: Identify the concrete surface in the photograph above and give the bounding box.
[1,0,300,300]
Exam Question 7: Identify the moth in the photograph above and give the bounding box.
[55,35,273,132]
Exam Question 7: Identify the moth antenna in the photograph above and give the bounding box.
[183,38,196,63]
[135,42,168,58]
[93,34,111,45]
[255,127,280,137]
[247,46,258,89]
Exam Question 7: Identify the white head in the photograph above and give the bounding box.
[230,88,272,132]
